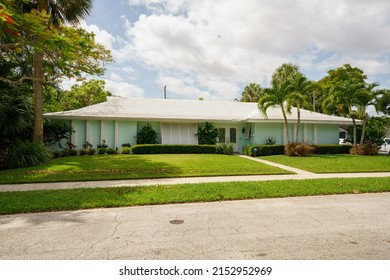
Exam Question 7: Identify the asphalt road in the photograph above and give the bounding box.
[1,192,389,260]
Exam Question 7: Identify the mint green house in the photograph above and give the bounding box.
[44,97,356,153]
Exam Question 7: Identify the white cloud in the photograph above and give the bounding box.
[105,80,144,98]
[80,21,116,50]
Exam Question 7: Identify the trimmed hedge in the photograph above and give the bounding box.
[249,144,352,156]
[249,145,285,156]
[131,144,217,154]
[314,144,352,154]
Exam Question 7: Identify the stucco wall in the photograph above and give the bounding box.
[315,124,339,144]
[253,123,284,144]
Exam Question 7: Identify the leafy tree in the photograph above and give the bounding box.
[240,83,262,102]
[347,116,390,146]
[196,122,218,145]
[136,124,158,144]
[44,79,111,112]
[322,79,365,146]
[0,0,112,143]
[356,82,379,145]
[376,89,390,115]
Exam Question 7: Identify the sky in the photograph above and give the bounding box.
[78,0,390,101]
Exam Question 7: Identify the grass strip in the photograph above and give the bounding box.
[1,177,389,215]
[261,154,390,173]
[0,154,290,184]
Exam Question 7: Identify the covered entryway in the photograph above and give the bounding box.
[218,126,239,152]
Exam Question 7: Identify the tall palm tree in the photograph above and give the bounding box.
[287,76,312,143]
[240,83,262,102]
[30,0,93,143]
[322,79,365,146]
[258,80,294,143]
[356,82,379,145]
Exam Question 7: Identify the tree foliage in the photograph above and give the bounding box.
[196,122,219,145]
[136,124,158,144]
[240,83,262,102]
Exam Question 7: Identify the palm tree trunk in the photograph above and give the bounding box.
[360,114,367,145]
[281,107,290,143]
[352,117,357,146]
[295,104,301,143]
[33,52,44,143]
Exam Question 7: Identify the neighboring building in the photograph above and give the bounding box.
[44,97,357,153]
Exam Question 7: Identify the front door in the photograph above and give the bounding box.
[218,126,238,152]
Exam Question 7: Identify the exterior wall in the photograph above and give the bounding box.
[118,121,137,147]
[315,124,339,144]
[102,120,115,148]
[253,123,284,145]
[74,120,86,149]
[161,123,198,145]
[87,120,101,147]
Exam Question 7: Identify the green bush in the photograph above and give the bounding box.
[136,124,158,144]
[314,144,352,154]
[79,149,88,156]
[249,145,284,156]
[97,148,107,155]
[87,148,96,155]
[196,122,219,145]
[216,143,234,155]
[68,149,78,156]
[60,150,69,157]
[242,144,250,156]
[52,151,61,158]
[131,144,217,154]
[107,148,117,154]
[5,140,52,169]
[121,147,131,154]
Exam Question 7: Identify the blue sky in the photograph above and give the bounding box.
[80,0,390,101]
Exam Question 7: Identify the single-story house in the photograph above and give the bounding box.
[44,97,357,153]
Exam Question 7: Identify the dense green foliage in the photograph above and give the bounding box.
[1,177,389,214]
[5,140,51,169]
[196,122,219,145]
[131,144,217,154]
[135,124,158,144]
[313,144,352,154]
[249,145,285,156]
[240,83,262,102]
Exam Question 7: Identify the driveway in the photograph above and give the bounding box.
[1,192,389,260]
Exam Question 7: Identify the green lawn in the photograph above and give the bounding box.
[1,177,389,214]
[262,154,390,173]
[0,154,290,184]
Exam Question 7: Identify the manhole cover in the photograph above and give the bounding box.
[169,219,184,224]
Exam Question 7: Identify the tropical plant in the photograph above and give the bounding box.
[136,124,158,144]
[376,89,390,115]
[196,122,219,145]
[5,140,51,169]
[240,83,262,102]
[258,79,294,143]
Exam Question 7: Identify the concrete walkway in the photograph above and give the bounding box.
[1,156,390,192]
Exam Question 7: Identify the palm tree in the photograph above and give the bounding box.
[272,63,301,86]
[322,79,365,146]
[240,83,262,102]
[287,76,312,143]
[29,0,93,143]
[258,80,294,143]
[356,82,379,145]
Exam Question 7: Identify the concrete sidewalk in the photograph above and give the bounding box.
[1,156,390,192]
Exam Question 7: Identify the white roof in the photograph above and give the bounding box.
[44,97,357,125]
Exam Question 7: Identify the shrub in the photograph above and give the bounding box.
[265,136,276,145]
[242,144,250,156]
[121,147,131,154]
[314,144,352,154]
[83,141,93,149]
[52,151,61,159]
[131,144,216,154]
[121,143,131,148]
[97,148,107,155]
[285,143,315,157]
[88,148,96,155]
[60,150,69,157]
[5,140,52,169]
[196,122,219,145]
[79,149,88,156]
[215,143,233,155]
[136,124,158,144]
[350,143,380,156]
[97,140,108,149]
[107,148,117,154]
[68,149,78,156]
[249,145,284,156]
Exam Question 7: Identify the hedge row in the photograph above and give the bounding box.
[131,144,217,154]
[249,144,353,156]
